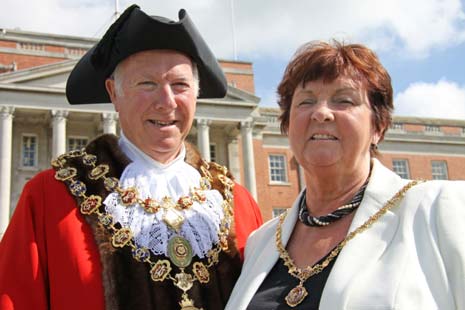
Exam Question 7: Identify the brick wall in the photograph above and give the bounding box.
[378,152,465,180]
[403,123,424,132]
[0,40,16,48]
[254,141,301,221]
[441,126,462,135]
[0,53,66,70]
[219,60,255,94]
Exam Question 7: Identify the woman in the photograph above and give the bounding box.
[226,41,465,309]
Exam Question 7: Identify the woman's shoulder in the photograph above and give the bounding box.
[401,179,465,223]
[408,179,465,199]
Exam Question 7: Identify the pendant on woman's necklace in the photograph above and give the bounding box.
[285,283,308,307]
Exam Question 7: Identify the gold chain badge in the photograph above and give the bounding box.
[52,149,235,310]
[276,180,423,307]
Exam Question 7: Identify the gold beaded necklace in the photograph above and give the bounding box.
[275,180,423,307]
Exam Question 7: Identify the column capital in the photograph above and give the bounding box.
[197,118,212,128]
[0,106,15,119]
[51,109,69,121]
[240,119,254,129]
[102,112,119,121]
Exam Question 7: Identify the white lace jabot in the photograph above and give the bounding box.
[103,132,225,258]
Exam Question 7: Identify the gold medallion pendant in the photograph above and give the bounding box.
[285,284,308,307]
[168,236,193,268]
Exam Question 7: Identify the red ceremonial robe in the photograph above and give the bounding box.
[0,135,262,310]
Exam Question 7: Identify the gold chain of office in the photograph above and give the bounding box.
[53,149,236,310]
[275,179,424,307]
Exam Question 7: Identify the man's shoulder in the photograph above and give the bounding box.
[24,168,66,192]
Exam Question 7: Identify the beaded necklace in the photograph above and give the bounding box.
[53,149,235,310]
[276,180,423,307]
[298,179,369,227]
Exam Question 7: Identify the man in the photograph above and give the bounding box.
[0,5,262,310]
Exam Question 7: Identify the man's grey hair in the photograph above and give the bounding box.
[110,59,200,98]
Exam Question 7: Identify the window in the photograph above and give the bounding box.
[431,161,448,180]
[272,208,287,218]
[425,125,441,134]
[392,159,410,179]
[269,154,287,183]
[21,135,38,168]
[209,144,217,162]
[67,137,88,152]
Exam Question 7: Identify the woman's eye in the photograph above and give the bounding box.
[299,99,315,106]
[336,98,354,105]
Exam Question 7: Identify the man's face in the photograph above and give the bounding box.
[105,50,197,163]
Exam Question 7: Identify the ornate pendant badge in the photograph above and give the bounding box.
[285,284,308,307]
[168,236,193,268]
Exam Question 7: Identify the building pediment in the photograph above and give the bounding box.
[0,59,77,88]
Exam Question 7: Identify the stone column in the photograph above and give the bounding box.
[102,112,118,135]
[51,110,68,158]
[240,120,257,199]
[227,137,241,183]
[297,162,306,191]
[0,106,14,238]
[197,119,211,162]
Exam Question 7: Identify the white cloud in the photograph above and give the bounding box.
[394,79,465,119]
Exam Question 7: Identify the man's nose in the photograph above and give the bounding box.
[154,84,177,110]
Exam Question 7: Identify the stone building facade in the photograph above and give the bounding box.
[0,28,464,237]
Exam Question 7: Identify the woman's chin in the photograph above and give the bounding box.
[303,152,340,168]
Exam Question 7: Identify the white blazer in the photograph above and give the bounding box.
[226,159,465,310]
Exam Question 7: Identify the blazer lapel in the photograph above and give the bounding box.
[226,191,303,310]
[320,159,408,309]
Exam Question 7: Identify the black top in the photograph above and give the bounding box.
[247,251,339,310]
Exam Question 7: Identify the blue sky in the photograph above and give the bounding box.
[2,0,465,120]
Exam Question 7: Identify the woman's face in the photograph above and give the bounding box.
[288,76,381,174]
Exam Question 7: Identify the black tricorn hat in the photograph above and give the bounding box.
[66,4,227,104]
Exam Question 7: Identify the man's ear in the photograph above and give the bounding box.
[105,78,119,112]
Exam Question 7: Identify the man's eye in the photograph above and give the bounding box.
[172,82,191,90]
[139,81,156,86]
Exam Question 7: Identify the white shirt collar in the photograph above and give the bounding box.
[118,131,186,172]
